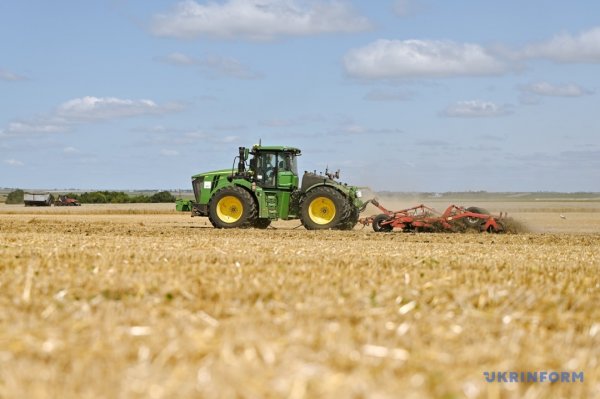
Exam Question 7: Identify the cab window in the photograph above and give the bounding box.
[278,153,297,175]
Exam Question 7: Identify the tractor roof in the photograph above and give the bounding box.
[252,145,301,154]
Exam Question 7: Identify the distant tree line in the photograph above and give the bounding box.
[5,189,24,204]
[3,189,175,204]
[67,191,176,204]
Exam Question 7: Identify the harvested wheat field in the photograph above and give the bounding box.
[1,201,599,399]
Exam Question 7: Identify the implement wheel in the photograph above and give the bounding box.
[300,186,347,230]
[208,186,257,228]
[465,206,489,228]
[486,220,504,234]
[372,214,393,232]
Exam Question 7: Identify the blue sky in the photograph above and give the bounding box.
[1,0,599,192]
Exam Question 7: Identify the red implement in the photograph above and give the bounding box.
[358,199,505,233]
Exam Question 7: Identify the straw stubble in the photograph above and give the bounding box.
[0,207,599,398]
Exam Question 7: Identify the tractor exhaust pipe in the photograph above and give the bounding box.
[238,147,246,173]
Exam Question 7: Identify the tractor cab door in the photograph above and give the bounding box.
[276,152,298,190]
[254,152,278,188]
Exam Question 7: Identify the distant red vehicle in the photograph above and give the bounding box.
[54,195,81,206]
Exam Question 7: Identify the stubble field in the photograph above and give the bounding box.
[0,200,599,398]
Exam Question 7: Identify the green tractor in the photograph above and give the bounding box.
[182,144,365,230]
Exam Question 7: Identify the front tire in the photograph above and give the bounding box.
[208,186,257,228]
[300,186,347,230]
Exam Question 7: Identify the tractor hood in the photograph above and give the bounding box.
[191,169,231,179]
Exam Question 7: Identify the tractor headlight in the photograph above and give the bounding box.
[356,190,363,198]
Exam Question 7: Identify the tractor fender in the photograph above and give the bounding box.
[206,182,261,216]
[211,179,254,197]
[232,181,254,194]
[303,182,353,199]
[226,182,260,207]
[303,182,365,211]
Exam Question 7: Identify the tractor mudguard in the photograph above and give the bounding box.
[304,182,363,209]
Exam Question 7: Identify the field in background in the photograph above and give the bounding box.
[2,195,599,233]
[0,198,599,398]
[2,189,599,204]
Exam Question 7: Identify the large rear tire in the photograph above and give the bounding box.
[208,186,257,228]
[337,205,359,230]
[300,186,348,230]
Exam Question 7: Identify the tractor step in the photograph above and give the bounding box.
[266,193,278,218]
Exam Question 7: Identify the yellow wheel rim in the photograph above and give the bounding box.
[216,196,243,223]
[308,196,336,225]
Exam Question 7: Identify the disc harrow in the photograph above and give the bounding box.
[359,199,506,233]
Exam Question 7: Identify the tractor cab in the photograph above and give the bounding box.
[247,145,301,190]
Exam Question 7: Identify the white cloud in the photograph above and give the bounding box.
[201,55,263,79]
[342,26,600,81]
[4,159,24,166]
[188,132,239,144]
[151,0,371,40]
[213,124,246,131]
[520,82,593,97]
[57,97,177,121]
[160,149,180,156]
[260,118,298,127]
[2,96,182,136]
[521,27,600,63]
[339,123,367,134]
[392,0,423,17]
[259,114,325,127]
[344,39,508,79]
[219,135,239,143]
[159,52,263,80]
[363,89,412,102]
[146,130,240,146]
[0,68,27,81]
[161,52,196,65]
[182,131,209,140]
[331,123,402,135]
[7,121,66,134]
[442,100,512,118]
[63,146,79,154]
[131,125,174,134]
